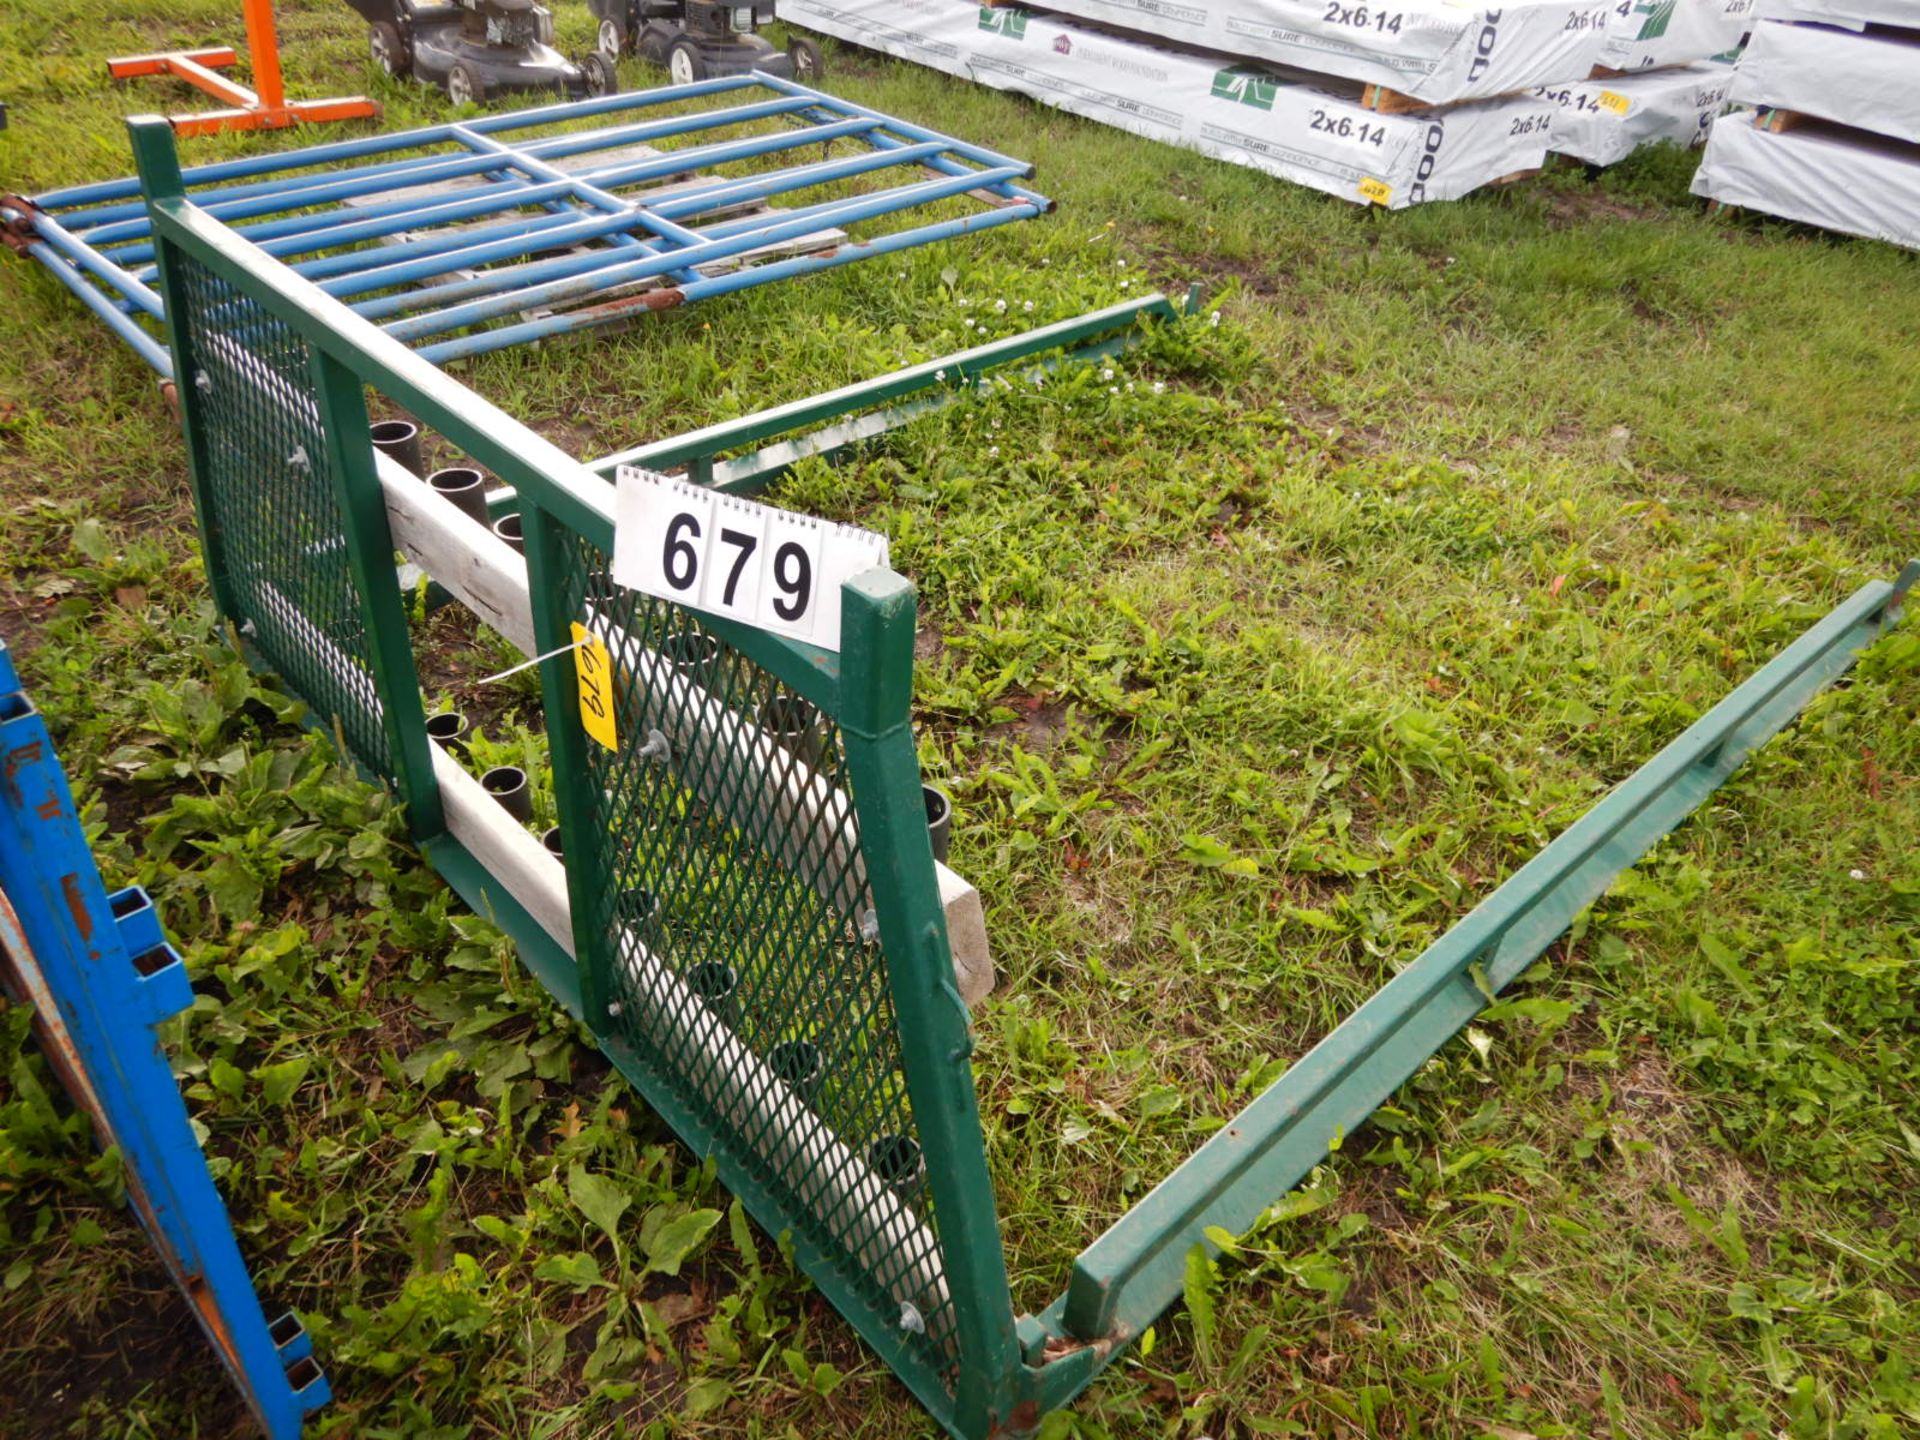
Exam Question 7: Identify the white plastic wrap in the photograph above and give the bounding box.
[1757,0,1920,27]
[1600,0,1755,68]
[1732,19,1920,144]
[1692,109,1920,249]
[780,0,1558,206]
[999,0,1615,103]
[1535,60,1732,163]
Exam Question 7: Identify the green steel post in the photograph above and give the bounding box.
[305,347,445,839]
[128,117,245,625]
[837,571,1021,1437]
[519,501,605,1026]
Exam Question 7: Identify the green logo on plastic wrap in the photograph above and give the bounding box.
[1210,66,1277,109]
[978,7,1029,37]
[1632,0,1678,39]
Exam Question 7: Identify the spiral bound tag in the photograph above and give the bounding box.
[611,468,890,652]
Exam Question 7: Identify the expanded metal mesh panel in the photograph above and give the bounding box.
[174,253,392,781]
[560,539,956,1382]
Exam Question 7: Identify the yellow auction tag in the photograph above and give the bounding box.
[1357,176,1393,206]
[570,622,618,752]
[1598,90,1630,115]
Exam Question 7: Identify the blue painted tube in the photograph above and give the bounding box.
[120,115,885,272]
[60,93,822,242]
[323,139,951,304]
[287,208,592,284]
[25,211,164,318]
[444,122,699,283]
[377,162,1029,338]
[347,157,985,321]
[756,74,1047,196]
[34,76,771,213]
[123,177,579,273]
[669,206,1041,305]
[23,242,171,376]
[844,118,1055,215]
[323,208,666,300]
[420,203,1040,363]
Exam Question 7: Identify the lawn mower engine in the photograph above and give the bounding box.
[348,0,618,104]
[591,0,822,84]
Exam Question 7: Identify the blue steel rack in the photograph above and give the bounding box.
[0,641,329,1437]
[1,75,1051,375]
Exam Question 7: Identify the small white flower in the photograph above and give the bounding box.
[1151,381,1166,395]
[989,445,1000,457]
[959,298,971,307]
[1040,257,1050,266]
[936,369,946,381]
[1209,311,1222,328]
[963,318,975,329]
[1109,385,1119,395]
[995,299,1008,313]
[1119,280,1132,290]
[1022,300,1034,312]
[1125,382,1135,393]
[1850,868,1867,880]
[1117,259,1128,268]
[1101,368,1115,380]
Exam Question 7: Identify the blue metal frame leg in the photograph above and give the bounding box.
[0,641,329,1438]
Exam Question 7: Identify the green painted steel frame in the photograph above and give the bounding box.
[583,289,1202,495]
[131,115,1021,1438]
[1024,558,1920,1394]
[130,112,1920,1440]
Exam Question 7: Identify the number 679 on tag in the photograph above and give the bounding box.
[611,469,890,652]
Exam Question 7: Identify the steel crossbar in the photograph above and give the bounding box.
[3,75,1051,372]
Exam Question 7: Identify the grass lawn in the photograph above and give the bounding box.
[2,1,1918,1437]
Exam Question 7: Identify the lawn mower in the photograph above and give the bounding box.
[346,0,618,104]
[589,0,822,83]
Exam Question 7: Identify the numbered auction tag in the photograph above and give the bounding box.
[700,495,769,624]
[610,469,890,652]
[570,622,618,751]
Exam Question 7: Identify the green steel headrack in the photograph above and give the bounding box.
[129,114,1919,1438]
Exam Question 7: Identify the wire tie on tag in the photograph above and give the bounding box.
[475,635,587,685]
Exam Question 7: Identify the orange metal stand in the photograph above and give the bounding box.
[106,0,377,137]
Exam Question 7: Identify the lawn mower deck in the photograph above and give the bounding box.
[347,0,617,103]
[591,0,821,83]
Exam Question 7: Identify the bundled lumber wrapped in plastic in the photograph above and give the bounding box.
[1692,111,1920,249]
[1534,58,1732,162]
[1733,18,1920,144]
[990,0,1616,104]
[780,0,1558,206]
[1599,0,1756,68]
[1758,0,1916,25]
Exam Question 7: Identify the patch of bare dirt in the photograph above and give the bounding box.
[7,1275,251,1440]
[1541,187,1661,229]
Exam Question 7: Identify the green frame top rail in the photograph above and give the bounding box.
[128,114,1919,1439]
